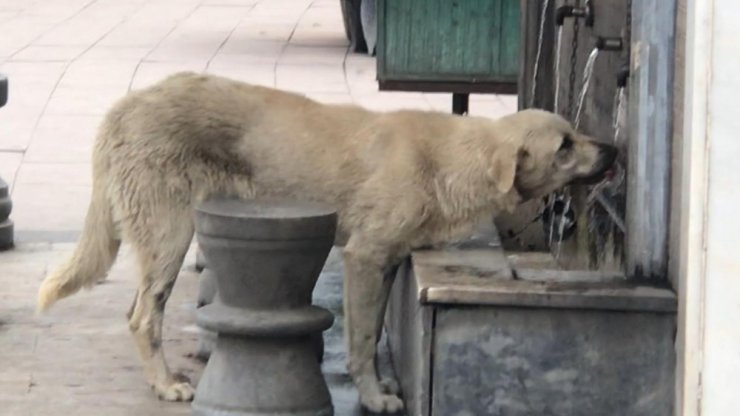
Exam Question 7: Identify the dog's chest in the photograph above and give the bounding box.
[415,213,488,248]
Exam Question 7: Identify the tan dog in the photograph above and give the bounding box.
[36,72,616,413]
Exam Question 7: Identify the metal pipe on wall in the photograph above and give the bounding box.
[625,0,676,280]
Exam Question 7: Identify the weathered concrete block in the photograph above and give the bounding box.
[431,306,675,416]
[386,231,676,416]
[192,199,336,416]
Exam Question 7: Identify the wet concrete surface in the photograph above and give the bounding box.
[0,243,402,415]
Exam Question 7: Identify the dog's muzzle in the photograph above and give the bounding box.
[572,143,619,185]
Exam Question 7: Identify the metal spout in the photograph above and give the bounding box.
[555,1,594,27]
[595,36,623,51]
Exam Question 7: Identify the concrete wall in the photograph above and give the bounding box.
[698,1,740,412]
[677,0,740,414]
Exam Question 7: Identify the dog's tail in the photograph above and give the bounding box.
[37,185,120,313]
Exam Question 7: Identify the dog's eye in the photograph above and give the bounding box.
[558,135,574,152]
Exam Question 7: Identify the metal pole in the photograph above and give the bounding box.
[452,93,469,115]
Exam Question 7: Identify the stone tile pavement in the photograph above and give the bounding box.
[1,244,200,415]
[0,0,517,414]
[1,242,367,415]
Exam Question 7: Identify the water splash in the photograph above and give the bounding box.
[553,26,564,115]
[586,88,626,204]
[555,195,572,260]
[530,0,551,108]
[612,86,627,143]
[585,83,629,234]
[592,192,626,233]
[574,47,600,129]
[546,25,565,251]
[547,194,558,246]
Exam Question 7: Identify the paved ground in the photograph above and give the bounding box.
[0,0,517,414]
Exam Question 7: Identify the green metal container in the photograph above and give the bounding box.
[377,0,520,94]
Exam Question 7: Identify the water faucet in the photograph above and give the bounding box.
[595,36,623,51]
[555,1,594,27]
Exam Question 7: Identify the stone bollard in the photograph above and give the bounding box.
[0,74,12,251]
[0,175,13,251]
[192,199,336,416]
[0,73,7,107]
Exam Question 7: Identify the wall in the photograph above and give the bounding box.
[677,0,740,414]
[698,0,740,412]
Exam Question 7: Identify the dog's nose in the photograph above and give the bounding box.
[599,144,618,167]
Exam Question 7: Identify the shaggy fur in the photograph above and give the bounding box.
[37,72,616,412]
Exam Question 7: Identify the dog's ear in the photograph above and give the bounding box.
[488,145,522,194]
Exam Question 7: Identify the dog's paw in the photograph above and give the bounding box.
[379,377,400,395]
[361,392,404,414]
[155,380,195,402]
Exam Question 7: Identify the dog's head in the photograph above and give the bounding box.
[488,109,617,200]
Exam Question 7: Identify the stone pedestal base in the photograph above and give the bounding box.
[195,246,207,272]
[193,314,334,416]
[192,199,336,416]
[195,268,217,362]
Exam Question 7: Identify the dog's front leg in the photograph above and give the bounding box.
[343,239,404,414]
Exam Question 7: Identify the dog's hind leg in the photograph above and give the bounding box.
[126,206,195,401]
